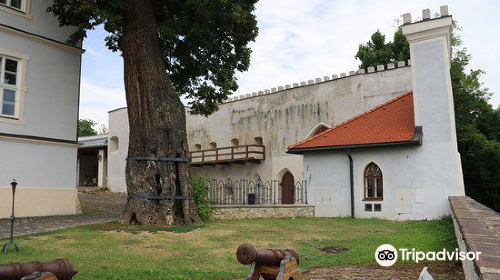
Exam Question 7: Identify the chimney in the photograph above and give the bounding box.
[402,6,465,194]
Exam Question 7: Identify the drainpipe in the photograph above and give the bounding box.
[347,149,354,218]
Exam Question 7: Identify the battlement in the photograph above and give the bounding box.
[402,5,450,25]
[223,61,411,104]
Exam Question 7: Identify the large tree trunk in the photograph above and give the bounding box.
[120,0,200,225]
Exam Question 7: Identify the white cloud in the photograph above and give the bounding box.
[81,0,500,126]
[78,78,126,126]
[233,0,500,108]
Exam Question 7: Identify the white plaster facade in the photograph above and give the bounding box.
[298,7,465,220]
[0,0,82,218]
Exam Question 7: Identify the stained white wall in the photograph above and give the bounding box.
[107,67,413,192]
[187,67,412,184]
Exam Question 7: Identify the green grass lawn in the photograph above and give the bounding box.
[0,217,458,280]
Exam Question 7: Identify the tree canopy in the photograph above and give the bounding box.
[77,119,97,137]
[356,23,500,212]
[49,0,259,116]
[355,28,409,69]
[50,0,260,225]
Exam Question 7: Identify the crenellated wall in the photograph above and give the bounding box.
[107,63,413,192]
[187,63,412,183]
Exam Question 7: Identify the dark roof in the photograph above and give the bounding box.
[78,136,108,149]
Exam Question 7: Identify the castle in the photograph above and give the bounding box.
[79,5,465,220]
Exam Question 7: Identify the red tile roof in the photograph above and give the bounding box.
[288,92,418,152]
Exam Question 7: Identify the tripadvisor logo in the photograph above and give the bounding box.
[375,244,398,267]
[375,244,482,267]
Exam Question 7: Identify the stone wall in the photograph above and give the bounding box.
[212,205,314,220]
[449,196,500,280]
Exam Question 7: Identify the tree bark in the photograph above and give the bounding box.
[120,0,200,225]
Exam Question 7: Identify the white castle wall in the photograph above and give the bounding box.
[108,64,413,192]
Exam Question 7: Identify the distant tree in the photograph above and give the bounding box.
[78,119,97,137]
[356,23,500,212]
[450,28,500,211]
[355,28,409,69]
[49,0,259,225]
[98,124,108,135]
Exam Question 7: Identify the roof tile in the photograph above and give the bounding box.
[288,92,415,150]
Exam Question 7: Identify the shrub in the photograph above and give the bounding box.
[192,177,213,221]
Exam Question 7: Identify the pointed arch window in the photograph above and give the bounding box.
[364,163,383,200]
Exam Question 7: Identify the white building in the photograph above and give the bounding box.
[0,0,83,218]
[288,6,465,220]
[103,6,465,220]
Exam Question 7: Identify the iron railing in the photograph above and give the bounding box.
[190,145,265,166]
[209,178,308,205]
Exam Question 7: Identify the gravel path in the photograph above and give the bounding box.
[0,190,126,239]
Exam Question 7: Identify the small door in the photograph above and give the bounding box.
[314,189,339,217]
[281,172,295,204]
[396,188,412,214]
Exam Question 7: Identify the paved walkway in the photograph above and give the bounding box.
[450,196,500,280]
[0,190,126,239]
[234,262,463,279]
[309,262,464,279]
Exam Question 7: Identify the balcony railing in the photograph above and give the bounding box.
[208,178,308,205]
[190,145,265,167]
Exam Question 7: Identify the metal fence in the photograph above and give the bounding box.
[208,178,308,205]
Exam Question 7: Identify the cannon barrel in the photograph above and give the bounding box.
[236,244,300,267]
[0,258,77,280]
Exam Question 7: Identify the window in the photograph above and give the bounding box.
[0,0,22,10]
[364,163,383,200]
[305,122,332,138]
[109,136,119,153]
[0,56,20,118]
[231,138,239,147]
[374,204,382,212]
[209,142,217,149]
[365,204,373,212]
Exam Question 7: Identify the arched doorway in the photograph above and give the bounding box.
[281,171,295,205]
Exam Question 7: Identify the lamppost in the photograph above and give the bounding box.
[2,179,19,254]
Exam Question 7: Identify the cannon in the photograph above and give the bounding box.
[236,244,310,280]
[0,259,77,280]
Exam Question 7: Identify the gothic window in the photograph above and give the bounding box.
[364,163,383,200]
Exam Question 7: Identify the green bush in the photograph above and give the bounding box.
[192,177,213,221]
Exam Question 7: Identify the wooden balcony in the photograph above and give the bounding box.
[190,145,265,167]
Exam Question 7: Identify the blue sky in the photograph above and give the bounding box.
[80,0,500,127]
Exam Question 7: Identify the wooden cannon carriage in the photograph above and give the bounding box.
[236,244,310,280]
